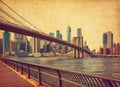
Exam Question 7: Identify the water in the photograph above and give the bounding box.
[9,57,120,79]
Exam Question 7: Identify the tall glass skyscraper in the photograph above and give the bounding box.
[49,32,54,37]
[3,31,10,55]
[77,28,82,37]
[103,31,113,49]
[67,26,71,43]
[103,31,113,55]
[56,30,61,39]
[60,34,62,40]
[103,33,107,45]
[56,30,62,50]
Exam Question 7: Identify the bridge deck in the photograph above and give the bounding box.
[0,60,40,87]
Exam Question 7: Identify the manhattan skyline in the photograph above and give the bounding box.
[0,0,120,51]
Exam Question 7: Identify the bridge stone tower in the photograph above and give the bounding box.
[72,28,84,58]
[72,37,84,58]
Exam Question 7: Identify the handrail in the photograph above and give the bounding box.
[1,58,120,87]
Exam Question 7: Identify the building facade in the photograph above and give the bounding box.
[14,33,23,54]
[49,32,54,37]
[56,30,60,39]
[10,40,15,55]
[30,37,40,54]
[77,28,82,37]
[14,33,29,54]
[112,43,120,55]
[67,26,71,43]
[56,30,62,51]
[103,31,113,55]
[3,31,10,55]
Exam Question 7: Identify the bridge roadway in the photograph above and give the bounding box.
[0,21,92,57]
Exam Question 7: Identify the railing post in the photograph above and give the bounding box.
[21,63,23,74]
[16,62,18,71]
[14,62,15,69]
[57,70,62,87]
[103,80,114,87]
[27,64,30,78]
[38,67,42,86]
[12,61,14,68]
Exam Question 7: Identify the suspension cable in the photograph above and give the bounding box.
[0,0,39,30]
[0,8,25,26]
[0,0,49,35]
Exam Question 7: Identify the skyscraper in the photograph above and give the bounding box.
[67,26,71,42]
[60,34,62,40]
[14,34,22,41]
[112,42,120,55]
[14,33,23,54]
[103,31,113,55]
[30,37,40,54]
[49,32,54,37]
[77,28,82,37]
[103,33,107,48]
[3,31,10,55]
[56,30,61,39]
[22,36,29,52]
[77,28,83,50]
[10,40,15,55]
[56,30,62,50]
[14,33,28,53]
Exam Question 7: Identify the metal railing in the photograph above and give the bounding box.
[2,58,120,87]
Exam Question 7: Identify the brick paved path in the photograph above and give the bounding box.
[0,60,35,87]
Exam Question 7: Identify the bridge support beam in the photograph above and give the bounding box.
[74,49,76,58]
[74,49,84,58]
[76,49,84,58]
[78,50,80,58]
[81,49,84,58]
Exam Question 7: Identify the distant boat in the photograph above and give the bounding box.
[33,53,41,58]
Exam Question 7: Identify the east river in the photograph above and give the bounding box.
[9,57,120,79]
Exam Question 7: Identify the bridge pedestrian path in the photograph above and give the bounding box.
[0,60,42,87]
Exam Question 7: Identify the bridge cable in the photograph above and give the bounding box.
[0,15,11,22]
[0,0,40,30]
[0,8,25,26]
[0,7,28,38]
[0,7,49,38]
[0,0,49,36]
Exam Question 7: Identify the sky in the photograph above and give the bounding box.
[0,0,120,51]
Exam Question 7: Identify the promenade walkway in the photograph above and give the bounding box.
[0,60,39,87]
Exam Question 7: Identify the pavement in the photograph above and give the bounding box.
[0,60,41,87]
